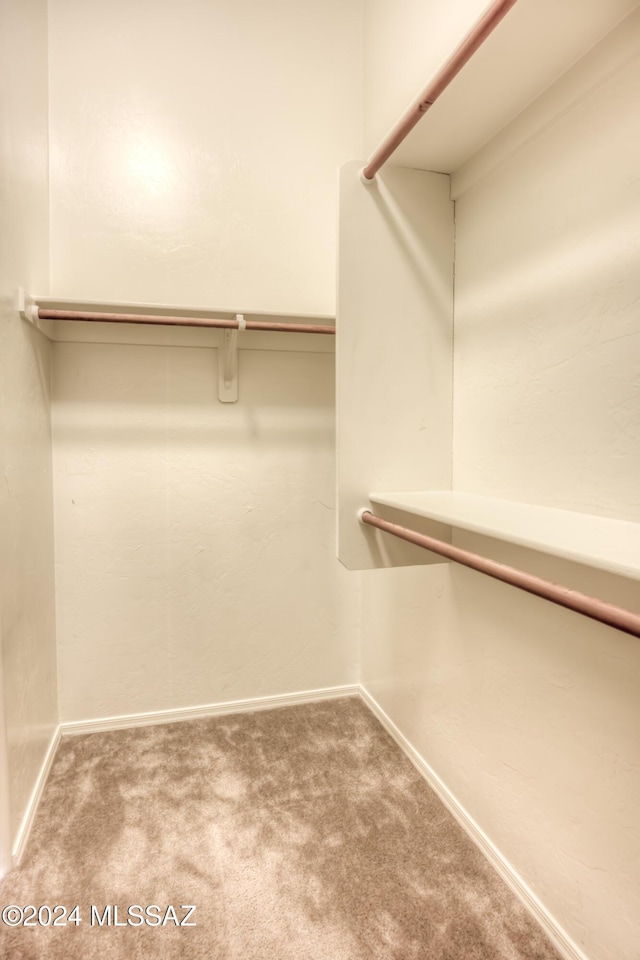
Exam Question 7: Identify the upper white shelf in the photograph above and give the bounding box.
[385,0,637,174]
[30,294,335,326]
[19,293,334,354]
[368,491,640,581]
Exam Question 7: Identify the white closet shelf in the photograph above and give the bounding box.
[18,292,334,354]
[368,491,640,581]
[383,0,636,175]
[29,294,335,325]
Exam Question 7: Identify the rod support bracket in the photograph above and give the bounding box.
[17,288,40,327]
[218,314,244,403]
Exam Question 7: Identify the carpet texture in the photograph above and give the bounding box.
[0,698,561,959]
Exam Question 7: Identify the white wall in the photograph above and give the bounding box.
[53,341,358,720]
[0,0,58,861]
[450,43,640,960]
[360,15,640,960]
[48,0,363,317]
[47,0,363,721]
[453,54,640,517]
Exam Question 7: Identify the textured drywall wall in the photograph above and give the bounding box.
[48,0,363,316]
[48,0,362,721]
[361,28,640,960]
[450,46,640,959]
[454,63,640,517]
[0,0,58,859]
[52,342,358,720]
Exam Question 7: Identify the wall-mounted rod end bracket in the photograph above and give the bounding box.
[357,507,372,525]
[17,289,40,325]
[359,167,376,186]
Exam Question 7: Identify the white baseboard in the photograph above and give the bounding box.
[358,685,590,960]
[60,684,360,737]
[12,725,61,867]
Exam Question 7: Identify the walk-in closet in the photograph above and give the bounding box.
[0,1,638,958]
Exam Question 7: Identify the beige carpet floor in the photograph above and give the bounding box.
[0,697,561,959]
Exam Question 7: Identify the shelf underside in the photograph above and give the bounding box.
[386,0,637,174]
[369,491,640,581]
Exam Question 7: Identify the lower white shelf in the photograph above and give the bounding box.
[368,491,640,581]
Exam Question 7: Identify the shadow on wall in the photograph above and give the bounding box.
[52,343,335,447]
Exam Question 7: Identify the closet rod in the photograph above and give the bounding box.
[35,308,335,336]
[362,0,519,181]
[359,510,640,639]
